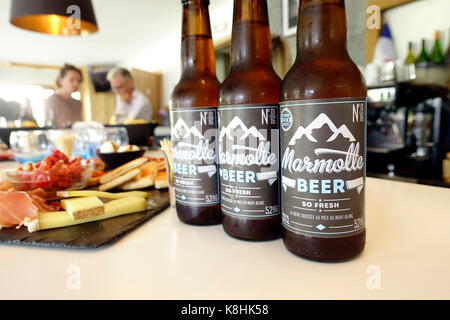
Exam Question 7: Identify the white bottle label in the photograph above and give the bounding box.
[171,108,219,205]
[218,104,280,218]
[280,98,366,238]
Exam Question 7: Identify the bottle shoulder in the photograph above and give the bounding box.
[280,56,367,101]
[219,67,281,106]
[171,75,220,109]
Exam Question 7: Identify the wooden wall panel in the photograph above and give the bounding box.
[131,68,162,123]
[79,66,116,124]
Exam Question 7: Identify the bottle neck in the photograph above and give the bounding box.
[181,1,216,77]
[421,40,427,50]
[230,0,273,69]
[435,31,440,42]
[296,0,348,58]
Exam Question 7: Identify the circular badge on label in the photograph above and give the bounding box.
[280,108,293,132]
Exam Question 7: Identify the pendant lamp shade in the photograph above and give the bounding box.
[10,0,98,36]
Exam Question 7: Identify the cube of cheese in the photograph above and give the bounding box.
[61,196,105,220]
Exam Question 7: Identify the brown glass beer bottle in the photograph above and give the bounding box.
[218,0,282,240]
[280,0,367,260]
[170,0,221,225]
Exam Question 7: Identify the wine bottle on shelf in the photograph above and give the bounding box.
[444,30,450,64]
[405,42,415,65]
[430,30,444,63]
[416,39,430,63]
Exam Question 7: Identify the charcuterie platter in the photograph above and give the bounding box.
[0,147,170,249]
[0,189,168,249]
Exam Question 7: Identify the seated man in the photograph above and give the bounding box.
[107,68,152,124]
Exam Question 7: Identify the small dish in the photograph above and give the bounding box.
[96,149,145,170]
[4,160,94,192]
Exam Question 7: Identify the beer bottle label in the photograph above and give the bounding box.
[218,104,280,218]
[171,108,219,205]
[280,98,366,238]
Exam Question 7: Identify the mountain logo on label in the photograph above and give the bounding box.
[172,118,204,140]
[288,113,355,145]
[219,116,266,141]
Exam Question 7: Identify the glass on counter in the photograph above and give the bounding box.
[9,130,53,164]
[48,130,76,158]
[75,127,129,159]
[9,127,130,163]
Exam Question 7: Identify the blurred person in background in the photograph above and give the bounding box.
[20,98,37,126]
[0,97,20,123]
[45,64,83,129]
[107,68,152,124]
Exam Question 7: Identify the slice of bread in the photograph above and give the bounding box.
[155,171,168,189]
[119,160,165,190]
[119,177,154,190]
[100,157,148,184]
[140,161,165,179]
[99,169,141,191]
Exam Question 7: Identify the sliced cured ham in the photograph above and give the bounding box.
[28,188,62,212]
[0,192,39,229]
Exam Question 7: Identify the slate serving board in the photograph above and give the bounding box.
[0,189,169,249]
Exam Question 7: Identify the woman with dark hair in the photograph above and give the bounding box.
[45,63,83,128]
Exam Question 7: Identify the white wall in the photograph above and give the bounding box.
[384,0,450,60]
[122,31,181,109]
[210,1,234,41]
[123,0,233,109]
[0,66,58,86]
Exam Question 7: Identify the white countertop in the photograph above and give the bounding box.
[1,177,449,299]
